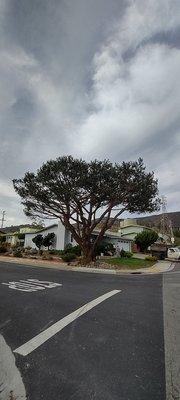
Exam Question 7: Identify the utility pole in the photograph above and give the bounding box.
[160,196,174,244]
[169,220,175,244]
[160,196,167,236]
[1,210,6,229]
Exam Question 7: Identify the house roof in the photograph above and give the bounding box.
[92,229,133,241]
[5,232,19,236]
[119,224,152,230]
[25,224,58,235]
[120,232,142,237]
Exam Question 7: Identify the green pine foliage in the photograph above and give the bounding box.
[13,156,160,263]
[135,230,158,252]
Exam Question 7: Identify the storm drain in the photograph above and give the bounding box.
[131,272,142,274]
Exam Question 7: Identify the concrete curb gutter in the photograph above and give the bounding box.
[0,256,174,275]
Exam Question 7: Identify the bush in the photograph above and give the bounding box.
[70,245,81,256]
[13,249,23,258]
[0,242,11,253]
[61,252,76,262]
[120,249,133,258]
[49,249,64,256]
[63,244,81,256]
[30,248,38,255]
[42,254,53,260]
[0,236,6,244]
[135,230,158,252]
[145,255,157,262]
[0,245,7,253]
[95,242,115,256]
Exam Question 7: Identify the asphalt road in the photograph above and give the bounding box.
[0,261,179,400]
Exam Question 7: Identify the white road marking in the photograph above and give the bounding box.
[2,279,62,292]
[14,289,121,356]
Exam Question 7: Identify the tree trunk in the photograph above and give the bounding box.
[81,242,96,265]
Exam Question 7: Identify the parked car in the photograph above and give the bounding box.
[167,247,180,260]
[151,243,167,260]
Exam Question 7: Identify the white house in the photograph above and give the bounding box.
[24,220,133,252]
[92,228,132,252]
[24,221,73,250]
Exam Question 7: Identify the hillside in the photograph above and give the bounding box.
[1,212,180,234]
[0,224,43,234]
[96,212,180,232]
[136,211,180,230]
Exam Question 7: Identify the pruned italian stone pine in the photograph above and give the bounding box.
[13,156,160,265]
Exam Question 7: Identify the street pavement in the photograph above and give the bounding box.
[0,260,179,400]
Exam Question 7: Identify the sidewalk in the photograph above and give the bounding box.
[0,255,174,275]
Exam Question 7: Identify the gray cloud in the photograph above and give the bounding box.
[0,0,180,225]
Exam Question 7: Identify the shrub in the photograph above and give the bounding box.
[13,249,23,258]
[69,245,81,256]
[0,242,11,253]
[95,242,115,256]
[120,249,133,258]
[0,245,7,253]
[11,243,21,250]
[30,248,38,255]
[32,234,43,250]
[17,233,25,240]
[61,252,76,262]
[0,236,6,244]
[135,230,158,252]
[42,232,55,250]
[42,254,53,260]
[63,244,81,256]
[145,255,158,262]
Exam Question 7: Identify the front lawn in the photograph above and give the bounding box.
[100,257,155,269]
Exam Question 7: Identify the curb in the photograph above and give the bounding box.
[0,257,174,276]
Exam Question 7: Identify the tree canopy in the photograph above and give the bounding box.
[32,234,43,250]
[42,232,55,250]
[13,156,160,263]
[135,230,159,252]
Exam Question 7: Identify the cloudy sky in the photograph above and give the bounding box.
[0,0,180,226]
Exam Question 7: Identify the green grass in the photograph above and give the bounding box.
[101,257,155,269]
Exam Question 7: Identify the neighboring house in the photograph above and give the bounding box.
[5,226,38,246]
[19,227,38,234]
[24,220,133,252]
[118,219,170,249]
[118,219,153,241]
[5,232,19,246]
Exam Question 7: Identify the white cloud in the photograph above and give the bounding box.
[0,180,17,199]
[73,0,180,211]
[0,0,180,224]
